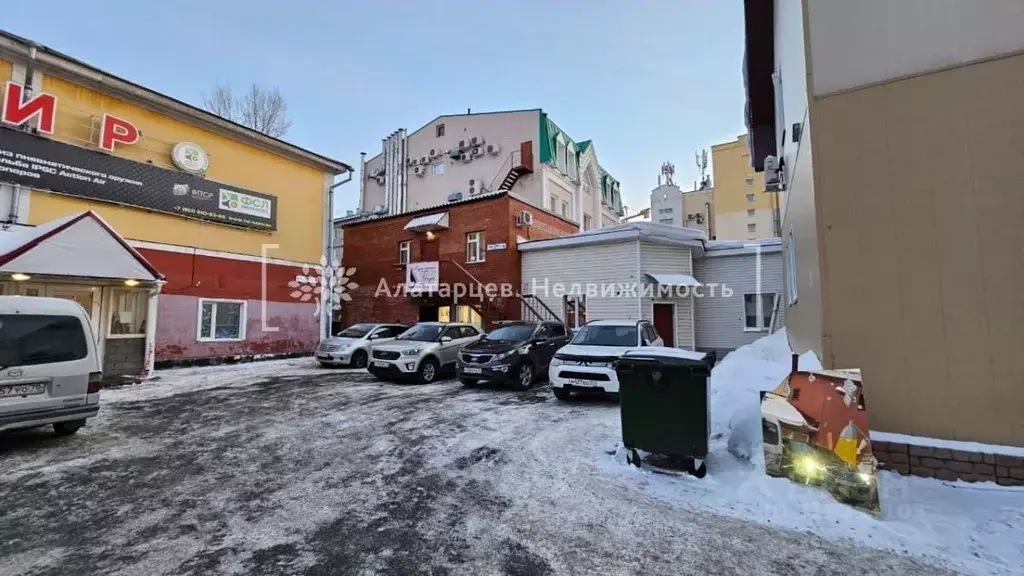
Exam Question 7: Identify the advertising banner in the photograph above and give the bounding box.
[405,261,439,292]
[0,127,277,231]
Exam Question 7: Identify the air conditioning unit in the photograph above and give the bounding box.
[428,148,438,158]
[468,178,482,195]
[695,214,705,224]
[419,155,429,165]
[457,139,468,150]
[407,158,417,166]
[764,155,786,192]
[461,152,473,163]
[486,143,501,156]
[472,146,485,158]
[447,191,463,202]
[372,204,386,214]
[469,135,484,147]
[374,176,385,186]
[516,210,534,227]
[413,165,426,177]
[369,166,384,178]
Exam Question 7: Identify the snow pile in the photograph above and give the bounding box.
[604,329,1024,575]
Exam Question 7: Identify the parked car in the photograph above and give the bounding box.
[456,321,571,391]
[316,323,407,368]
[0,296,102,436]
[549,319,664,400]
[368,322,482,383]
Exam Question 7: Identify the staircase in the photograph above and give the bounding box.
[520,294,563,323]
[489,141,534,192]
[444,259,565,327]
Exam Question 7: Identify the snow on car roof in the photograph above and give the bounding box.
[585,320,640,326]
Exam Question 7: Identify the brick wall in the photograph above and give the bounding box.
[103,337,145,383]
[340,193,576,328]
[874,441,1024,485]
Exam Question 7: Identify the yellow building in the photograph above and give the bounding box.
[0,31,351,381]
[710,135,779,240]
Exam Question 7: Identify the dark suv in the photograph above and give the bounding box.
[456,321,570,390]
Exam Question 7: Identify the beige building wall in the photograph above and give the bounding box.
[680,188,713,237]
[711,135,780,240]
[811,52,1024,446]
[361,110,542,213]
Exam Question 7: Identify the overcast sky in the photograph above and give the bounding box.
[4,0,748,216]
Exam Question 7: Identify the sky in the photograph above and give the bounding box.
[3,0,749,217]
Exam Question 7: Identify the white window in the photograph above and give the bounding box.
[549,195,557,211]
[432,162,445,177]
[563,295,587,329]
[567,143,578,180]
[398,240,411,264]
[659,208,673,215]
[746,193,756,202]
[560,201,568,217]
[786,228,799,304]
[466,231,484,263]
[745,178,754,187]
[744,293,776,331]
[556,134,567,173]
[659,218,674,225]
[108,290,148,337]
[583,214,592,231]
[198,299,246,341]
[747,223,757,233]
[747,209,756,217]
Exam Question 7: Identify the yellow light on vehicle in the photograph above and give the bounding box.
[10,273,31,281]
[798,456,821,476]
[858,472,873,484]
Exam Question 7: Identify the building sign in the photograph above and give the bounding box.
[171,142,209,174]
[486,242,507,251]
[0,126,277,230]
[405,261,439,292]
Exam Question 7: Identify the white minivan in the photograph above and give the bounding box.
[0,296,102,436]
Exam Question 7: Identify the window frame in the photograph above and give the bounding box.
[107,289,148,339]
[747,209,756,217]
[549,194,557,211]
[562,295,587,329]
[747,223,757,233]
[560,201,568,218]
[398,240,411,265]
[432,162,445,177]
[583,214,592,231]
[746,193,756,203]
[466,231,485,264]
[196,298,248,342]
[743,292,777,332]
[436,123,445,138]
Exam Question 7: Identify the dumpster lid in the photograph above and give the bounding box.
[620,347,709,364]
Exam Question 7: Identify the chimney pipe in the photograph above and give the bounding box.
[791,353,799,374]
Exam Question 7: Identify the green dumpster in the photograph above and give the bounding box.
[615,347,713,477]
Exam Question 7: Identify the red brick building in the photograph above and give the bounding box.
[340,192,577,328]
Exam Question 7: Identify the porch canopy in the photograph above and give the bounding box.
[404,211,449,232]
[644,273,701,287]
[0,211,163,283]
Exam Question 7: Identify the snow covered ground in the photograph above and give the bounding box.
[0,334,1020,575]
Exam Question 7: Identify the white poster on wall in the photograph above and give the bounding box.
[406,261,439,292]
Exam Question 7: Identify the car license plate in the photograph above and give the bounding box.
[567,378,598,387]
[0,383,46,398]
[463,367,482,374]
[373,360,390,368]
[317,353,330,359]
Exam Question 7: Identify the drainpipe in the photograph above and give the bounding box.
[143,281,164,379]
[704,201,713,240]
[324,169,354,338]
[357,152,367,213]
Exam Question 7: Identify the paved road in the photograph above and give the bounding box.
[0,362,948,575]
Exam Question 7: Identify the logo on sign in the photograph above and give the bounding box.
[172,183,214,201]
[219,189,272,218]
[171,142,209,174]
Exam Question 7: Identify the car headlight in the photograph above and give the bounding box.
[551,357,564,367]
[493,350,515,361]
[401,348,422,356]
[858,472,873,484]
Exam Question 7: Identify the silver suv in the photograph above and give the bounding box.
[316,323,408,368]
[368,322,482,383]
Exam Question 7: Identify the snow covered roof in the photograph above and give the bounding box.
[644,273,701,287]
[519,221,707,252]
[762,393,817,429]
[0,211,164,281]
[404,212,449,232]
[704,237,782,257]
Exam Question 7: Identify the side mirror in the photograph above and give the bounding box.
[441,336,453,343]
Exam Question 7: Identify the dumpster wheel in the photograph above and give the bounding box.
[627,449,642,468]
[686,458,708,479]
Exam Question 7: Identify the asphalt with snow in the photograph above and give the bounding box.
[0,359,951,575]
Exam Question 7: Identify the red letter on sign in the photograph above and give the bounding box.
[1,81,57,134]
[99,113,140,152]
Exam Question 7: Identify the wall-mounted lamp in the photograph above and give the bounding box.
[425,231,436,240]
[10,273,31,281]
[124,279,140,287]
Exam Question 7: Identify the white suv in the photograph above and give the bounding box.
[549,320,663,400]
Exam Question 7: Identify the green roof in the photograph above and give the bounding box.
[539,112,622,216]
[577,140,592,154]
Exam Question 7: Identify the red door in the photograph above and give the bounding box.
[652,303,675,347]
[420,238,439,261]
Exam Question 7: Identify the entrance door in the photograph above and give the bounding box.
[652,303,675,347]
[420,238,439,262]
[419,305,439,322]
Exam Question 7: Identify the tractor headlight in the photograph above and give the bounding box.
[858,472,873,484]
[797,456,822,477]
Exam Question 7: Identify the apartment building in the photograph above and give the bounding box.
[649,183,713,237]
[358,109,624,232]
[711,135,780,240]
[744,0,1024,455]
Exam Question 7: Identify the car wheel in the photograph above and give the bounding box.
[460,378,479,388]
[351,350,368,369]
[511,363,534,391]
[552,386,572,401]
[418,358,439,383]
[53,419,85,436]
[318,362,331,368]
